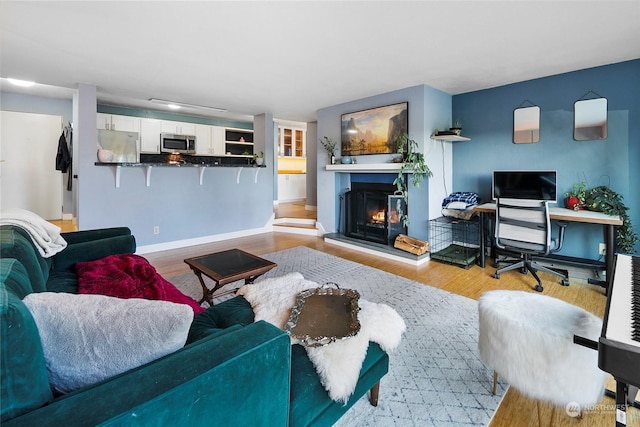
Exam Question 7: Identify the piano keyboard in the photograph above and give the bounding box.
[605,254,640,347]
[633,257,639,342]
[599,254,640,426]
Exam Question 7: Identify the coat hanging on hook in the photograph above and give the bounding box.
[55,123,72,190]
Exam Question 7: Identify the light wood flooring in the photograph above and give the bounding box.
[49,218,78,233]
[51,202,637,426]
[274,200,317,220]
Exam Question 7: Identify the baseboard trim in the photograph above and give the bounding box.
[136,226,272,254]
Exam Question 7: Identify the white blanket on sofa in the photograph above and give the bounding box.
[0,208,67,257]
[237,272,406,403]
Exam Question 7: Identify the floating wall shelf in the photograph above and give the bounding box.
[431,134,471,142]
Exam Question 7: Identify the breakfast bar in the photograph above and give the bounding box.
[95,155,266,188]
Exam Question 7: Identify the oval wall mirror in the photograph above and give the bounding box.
[513,106,540,144]
[574,97,607,141]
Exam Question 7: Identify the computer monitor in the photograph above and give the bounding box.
[492,170,557,201]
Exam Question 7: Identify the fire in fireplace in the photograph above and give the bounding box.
[344,182,407,245]
[370,210,385,224]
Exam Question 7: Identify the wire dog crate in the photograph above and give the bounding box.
[429,216,480,268]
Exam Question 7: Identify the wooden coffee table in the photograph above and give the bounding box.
[184,249,277,305]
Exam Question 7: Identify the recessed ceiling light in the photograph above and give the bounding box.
[7,78,36,87]
[148,98,227,113]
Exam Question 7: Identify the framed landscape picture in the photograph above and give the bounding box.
[341,102,408,156]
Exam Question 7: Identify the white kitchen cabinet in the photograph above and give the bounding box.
[97,113,140,132]
[211,126,225,155]
[140,118,162,153]
[97,113,110,130]
[277,125,305,158]
[194,124,212,155]
[195,125,225,156]
[277,173,306,201]
[161,120,196,135]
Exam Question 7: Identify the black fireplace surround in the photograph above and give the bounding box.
[344,182,407,245]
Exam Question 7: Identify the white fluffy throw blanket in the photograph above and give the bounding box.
[0,208,67,257]
[237,272,406,403]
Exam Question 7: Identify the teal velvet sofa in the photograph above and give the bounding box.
[1,224,389,426]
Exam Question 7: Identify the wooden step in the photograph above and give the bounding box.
[273,218,321,236]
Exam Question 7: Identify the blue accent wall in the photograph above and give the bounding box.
[452,59,640,257]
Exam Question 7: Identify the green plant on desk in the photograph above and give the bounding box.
[565,181,588,210]
[585,185,638,254]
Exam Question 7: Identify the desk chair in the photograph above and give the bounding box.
[493,198,569,292]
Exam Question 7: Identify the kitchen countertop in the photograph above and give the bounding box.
[278,169,306,174]
[95,152,264,168]
[95,153,266,188]
[96,162,265,168]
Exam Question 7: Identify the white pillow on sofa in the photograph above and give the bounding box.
[23,292,194,394]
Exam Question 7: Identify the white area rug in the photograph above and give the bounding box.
[169,246,507,426]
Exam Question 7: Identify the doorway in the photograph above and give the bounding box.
[0,110,63,219]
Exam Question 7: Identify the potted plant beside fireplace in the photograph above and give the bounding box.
[393,133,433,226]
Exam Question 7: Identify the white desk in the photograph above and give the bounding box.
[474,203,623,290]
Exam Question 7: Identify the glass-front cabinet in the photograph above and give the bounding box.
[277,125,306,158]
[294,129,304,157]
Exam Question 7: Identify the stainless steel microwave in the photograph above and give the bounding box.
[160,133,196,154]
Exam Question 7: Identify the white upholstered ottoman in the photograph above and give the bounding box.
[478,290,606,410]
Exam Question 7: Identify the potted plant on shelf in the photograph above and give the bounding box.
[320,136,337,165]
[393,133,433,227]
[450,118,463,136]
[585,185,638,254]
[253,151,264,166]
[565,181,587,211]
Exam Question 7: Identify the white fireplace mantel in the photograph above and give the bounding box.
[325,163,407,173]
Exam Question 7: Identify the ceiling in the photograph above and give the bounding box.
[1,1,639,123]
